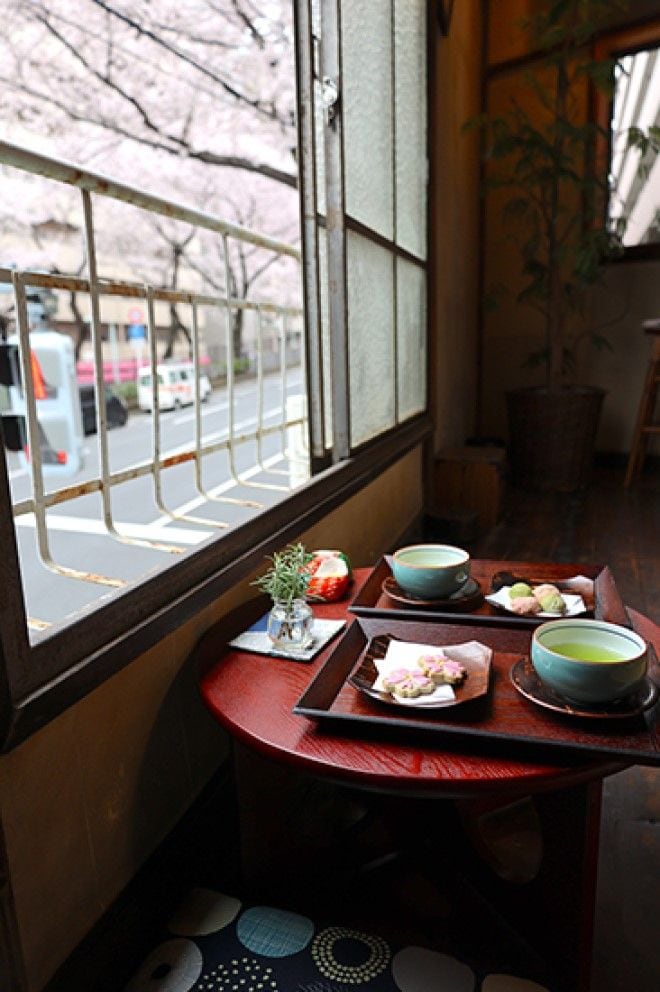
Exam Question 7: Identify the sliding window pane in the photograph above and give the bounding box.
[342,0,394,238]
[347,231,395,446]
[394,0,427,259]
[397,257,427,420]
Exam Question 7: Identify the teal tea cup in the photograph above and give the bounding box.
[531,619,648,705]
[391,544,470,600]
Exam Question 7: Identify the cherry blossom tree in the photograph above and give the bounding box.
[1,0,298,192]
[0,0,301,358]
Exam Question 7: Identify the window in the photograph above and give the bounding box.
[0,0,430,747]
[609,44,660,249]
[299,0,428,463]
[594,19,660,259]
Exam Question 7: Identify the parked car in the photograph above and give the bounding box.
[79,384,129,435]
[137,363,212,412]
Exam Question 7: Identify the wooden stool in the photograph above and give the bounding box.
[624,319,660,487]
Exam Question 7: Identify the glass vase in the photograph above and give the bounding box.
[267,598,313,652]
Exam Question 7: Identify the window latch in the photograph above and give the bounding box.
[322,76,340,126]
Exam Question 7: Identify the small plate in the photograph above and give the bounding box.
[349,633,491,709]
[510,658,659,720]
[381,576,483,611]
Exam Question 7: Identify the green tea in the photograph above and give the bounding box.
[550,641,627,662]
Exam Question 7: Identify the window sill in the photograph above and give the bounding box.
[2,414,431,750]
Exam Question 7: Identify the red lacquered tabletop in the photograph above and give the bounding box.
[198,565,658,798]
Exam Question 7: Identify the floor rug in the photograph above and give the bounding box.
[123,888,552,992]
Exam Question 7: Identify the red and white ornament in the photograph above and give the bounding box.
[305,550,351,602]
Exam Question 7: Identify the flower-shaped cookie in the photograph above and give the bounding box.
[439,659,467,685]
[382,667,435,698]
[417,653,450,684]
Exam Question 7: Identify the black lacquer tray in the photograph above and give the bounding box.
[294,616,660,766]
[350,558,628,629]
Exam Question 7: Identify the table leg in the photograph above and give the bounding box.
[232,743,369,899]
[454,780,603,991]
[233,744,603,990]
[233,743,302,892]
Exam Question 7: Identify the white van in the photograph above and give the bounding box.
[137,364,211,412]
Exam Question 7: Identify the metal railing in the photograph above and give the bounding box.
[0,140,307,629]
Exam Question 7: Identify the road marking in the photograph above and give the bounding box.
[150,452,287,525]
[200,406,288,444]
[172,399,229,425]
[163,408,290,456]
[13,452,288,543]
[13,513,211,545]
[171,375,303,427]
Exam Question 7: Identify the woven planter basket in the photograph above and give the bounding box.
[506,386,605,492]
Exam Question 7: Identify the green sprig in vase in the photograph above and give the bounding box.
[253,543,314,652]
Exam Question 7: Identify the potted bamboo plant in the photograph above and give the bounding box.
[472,0,629,491]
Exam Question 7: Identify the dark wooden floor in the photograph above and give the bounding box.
[469,462,660,992]
[469,462,659,625]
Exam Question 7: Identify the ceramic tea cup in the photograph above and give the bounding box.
[391,544,470,600]
[531,619,648,705]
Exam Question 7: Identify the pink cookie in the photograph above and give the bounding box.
[382,667,413,692]
[417,653,449,683]
[439,659,467,684]
[392,672,435,698]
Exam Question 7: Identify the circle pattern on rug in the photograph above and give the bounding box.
[124,938,203,992]
[168,889,242,937]
[193,956,279,992]
[310,927,390,985]
[237,906,314,957]
[392,946,474,992]
[482,976,550,992]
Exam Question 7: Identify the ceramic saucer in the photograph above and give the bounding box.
[510,657,659,719]
[381,576,483,611]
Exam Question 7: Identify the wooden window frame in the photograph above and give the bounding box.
[302,0,430,460]
[593,19,660,263]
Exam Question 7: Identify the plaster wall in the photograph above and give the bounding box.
[590,260,660,456]
[0,446,424,992]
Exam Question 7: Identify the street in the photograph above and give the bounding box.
[6,370,306,631]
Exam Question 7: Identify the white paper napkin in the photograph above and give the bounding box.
[373,639,492,708]
[485,585,586,617]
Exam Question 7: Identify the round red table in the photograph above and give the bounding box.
[197,566,659,991]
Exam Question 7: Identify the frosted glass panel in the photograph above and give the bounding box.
[397,258,427,419]
[318,228,333,447]
[347,231,395,446]
[395,0,427,258]
[342,1,393,238]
